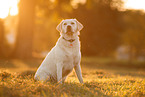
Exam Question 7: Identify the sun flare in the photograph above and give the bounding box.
[123,0,145,11]
[0,0,19,19]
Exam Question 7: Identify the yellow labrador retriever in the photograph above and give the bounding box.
[34,19,83,83]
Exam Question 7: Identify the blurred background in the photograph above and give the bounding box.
[0,0,145,68]
[0,1,145,96]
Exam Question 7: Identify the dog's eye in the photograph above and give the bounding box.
[64,23,67,25]
[71,22,75,25]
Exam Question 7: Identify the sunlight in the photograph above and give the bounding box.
[123,0,145,11]
[0,0,19,19]
[71,0,86,8]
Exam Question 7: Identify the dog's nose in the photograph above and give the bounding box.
[67,25,72,32]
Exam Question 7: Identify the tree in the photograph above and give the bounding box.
[36,0,72,18]
[70,0,124,56]
[28,0,124,57]
[0,19,4,57]
[122,10,145,60]
[13,0,36,58]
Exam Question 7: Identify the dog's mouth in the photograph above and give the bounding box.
[66,31,74,36]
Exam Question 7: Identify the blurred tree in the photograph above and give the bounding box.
[0,19,4,57]
[33,0,124,57]
[36,0,72,18]
[32,0,72,54]
[13,0,36,58]
[16,0,145,59]
[70,0,124,56]
[122,10,145,60]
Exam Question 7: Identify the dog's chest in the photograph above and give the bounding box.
[62,48,80,72]
[63,53,76,68]
[62,55,75,77]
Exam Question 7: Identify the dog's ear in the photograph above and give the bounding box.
[56,20,64,32]
[74,19,83,31]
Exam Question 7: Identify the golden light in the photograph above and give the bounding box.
[123,0,145,11]
[71,0,86,8]
[0,0,19,19]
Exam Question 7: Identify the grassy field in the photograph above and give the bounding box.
[0,57,145,97]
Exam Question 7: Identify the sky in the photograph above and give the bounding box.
[0,0,145,19]
[123,0,145,11]
[0,0,18,19]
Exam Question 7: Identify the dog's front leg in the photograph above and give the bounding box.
[57,64,62,83]
[74,64,84,84]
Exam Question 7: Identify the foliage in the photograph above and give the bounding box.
[33,0,124,57]
[122,10,145,58]
[70,0,124,56]
[33,0,145,57]
[1,0,145,58]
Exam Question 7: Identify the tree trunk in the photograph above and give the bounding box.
[0,19,4,57]
[14,0,36,58]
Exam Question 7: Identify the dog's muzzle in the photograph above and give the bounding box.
[67,25,71,32]
[66,26,74,35]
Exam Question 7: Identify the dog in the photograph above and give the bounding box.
[34,19,83,83]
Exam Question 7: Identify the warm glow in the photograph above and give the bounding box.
[0,0,19,19]
[71,0,86,8]
[123,0,145,11]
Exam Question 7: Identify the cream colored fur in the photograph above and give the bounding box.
[34,19,83,83]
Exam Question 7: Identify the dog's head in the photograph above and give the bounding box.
[56,19,83,37]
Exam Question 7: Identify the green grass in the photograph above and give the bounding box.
[0,57,145,97]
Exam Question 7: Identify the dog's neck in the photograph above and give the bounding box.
[62,37,75,43]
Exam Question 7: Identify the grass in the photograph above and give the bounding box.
[0,57,145,97]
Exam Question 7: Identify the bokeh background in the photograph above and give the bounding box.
[0,0,145,71]
[0,0,145,62]
[0,0,145,96]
